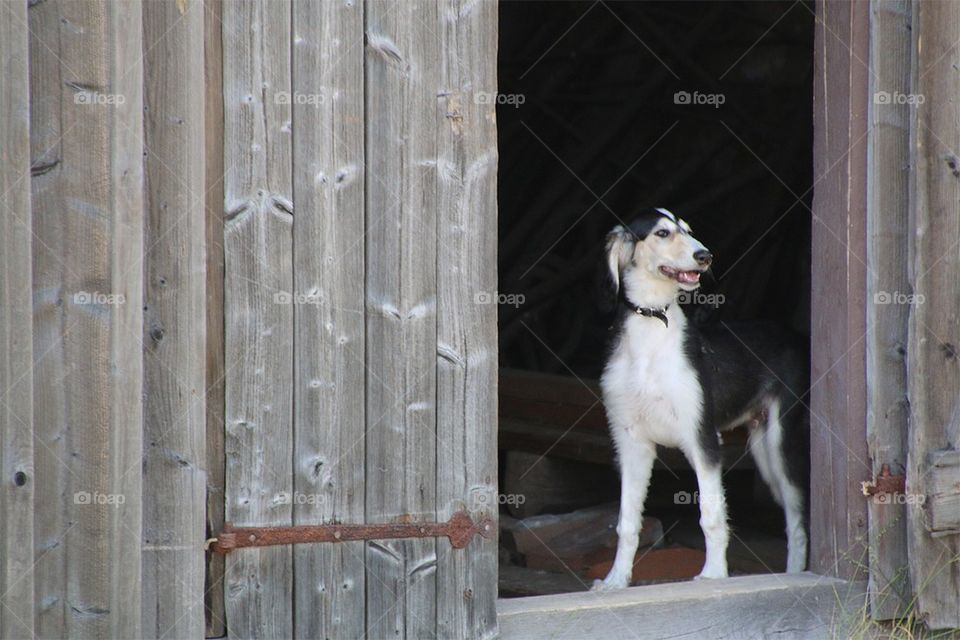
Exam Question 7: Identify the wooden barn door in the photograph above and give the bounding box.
[826,0,960,629]
[213,1,499,638]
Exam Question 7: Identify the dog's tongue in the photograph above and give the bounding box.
[677,271,701,284]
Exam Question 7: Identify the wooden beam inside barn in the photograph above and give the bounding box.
[0,1,34,637]
[28,1,145,635]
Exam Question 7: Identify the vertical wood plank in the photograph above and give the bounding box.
[27,0,67,634]
[291,1,366,638]
[203,0,227,635]
[435,0,499,638]
[810,0,871,581]
[29,0,145,636]
[141,0,206,637]
[365,1,440,637]
[0,1,34,637]
[222,0,294,637]
[907,0,960,629]
[865,0,912,620]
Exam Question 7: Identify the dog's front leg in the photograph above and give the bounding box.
[592,438,656,591]
[689,452,729,579]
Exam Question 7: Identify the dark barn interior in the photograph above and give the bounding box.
[495,1,815,596]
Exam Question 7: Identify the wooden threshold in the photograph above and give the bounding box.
[497,573,867,639]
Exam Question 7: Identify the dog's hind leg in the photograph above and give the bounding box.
[688,449,729,579]
[748,399,808,573]
[593,437,656,591]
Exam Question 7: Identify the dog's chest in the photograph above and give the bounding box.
[602,316,703,447]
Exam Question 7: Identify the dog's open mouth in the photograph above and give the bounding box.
[659,266,704,285]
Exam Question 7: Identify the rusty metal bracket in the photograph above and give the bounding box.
[209,510,494,555]
[861,463,906,497]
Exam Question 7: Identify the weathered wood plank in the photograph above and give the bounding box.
[365,1,440,636]
[865,0,912,620]
[27,0,68,635]
[203,0,227,635]
[0,1,34,637]
[498,574,867,640]
[926,449,960,535]
[435,2,499,636]
[907,0,960,628]
[222,0,294,637]
[30,0,145,635]
[141,0,206,637]
[810,0,870,581]
[291,0,366,638]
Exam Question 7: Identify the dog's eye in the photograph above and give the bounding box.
[655,229,670,238]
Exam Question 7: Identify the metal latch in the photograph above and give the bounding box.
[208,510,494,555]
[861,463,906,497]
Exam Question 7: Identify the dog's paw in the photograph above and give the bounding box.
[694,567,728,580]
[590,578,627,592]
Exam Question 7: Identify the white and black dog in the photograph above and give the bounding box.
[593,207,809,590]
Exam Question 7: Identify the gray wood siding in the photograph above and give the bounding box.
[364,2,441,636]
[141,0,207,636]
[222,0,295,637]
[28,1,145,636]
[435,0,499,637]
[865,0,912,620]
[0,1,34,636]
[291,0,367,638]
[906,0,960,629]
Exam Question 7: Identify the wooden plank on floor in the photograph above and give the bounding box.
[365,1,439,636]
[291,0,366,637]
[906,0,960,629]
[141,0,206,636]
[29,0,145,635]
[435,0,499,637]
[864,0,912,620]
[222,0,294,636]
[0,1,34,637]
[498,574,867,640]
[203,0,226,635]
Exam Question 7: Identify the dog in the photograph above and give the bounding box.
[592,207,809,590]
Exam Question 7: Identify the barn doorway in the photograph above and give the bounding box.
[495,0,815,596]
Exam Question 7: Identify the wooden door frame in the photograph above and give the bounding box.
[496,0,876,635]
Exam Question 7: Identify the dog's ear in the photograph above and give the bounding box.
[599,225,636,312]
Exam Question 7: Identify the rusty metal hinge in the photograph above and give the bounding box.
[861,463,906,497]
[208,510,494,555]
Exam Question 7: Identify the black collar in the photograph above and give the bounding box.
[621,293,670,327]
[628,303,670,327]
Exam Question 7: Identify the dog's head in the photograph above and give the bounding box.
[601,208,712,310]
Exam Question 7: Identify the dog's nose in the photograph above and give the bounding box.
[694,250,713,267]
